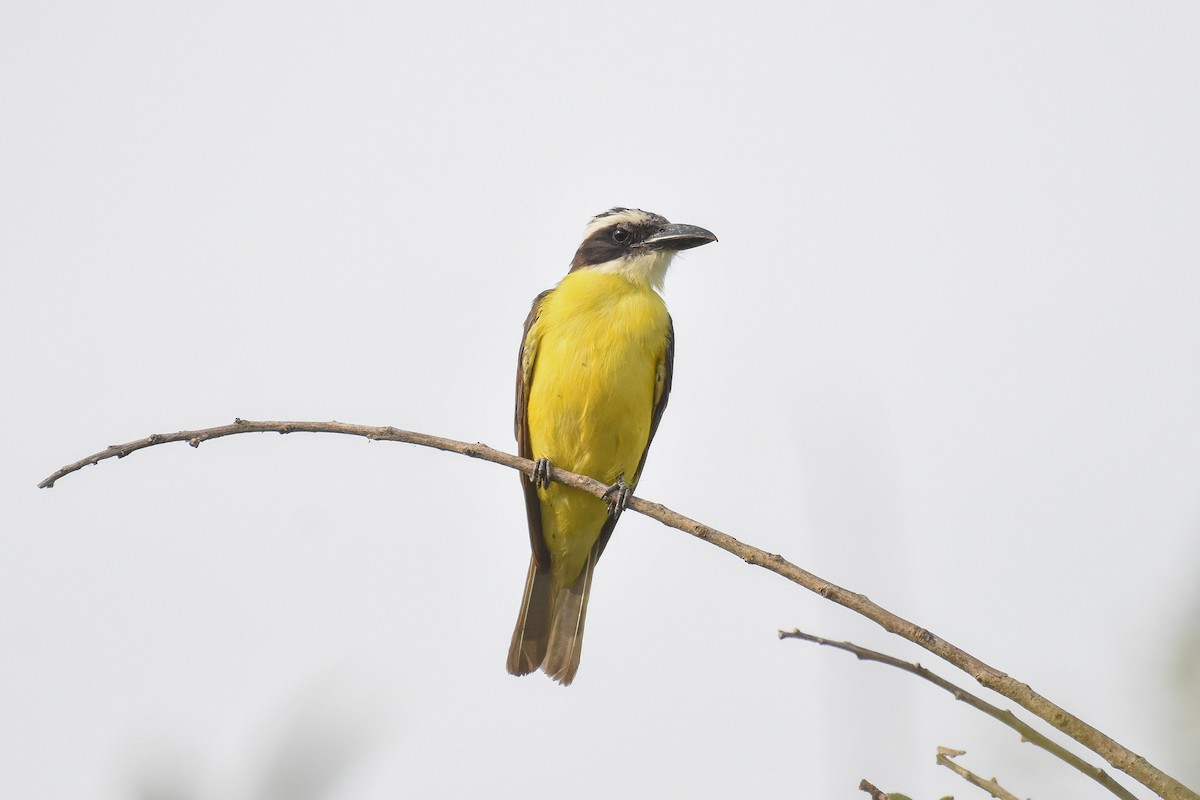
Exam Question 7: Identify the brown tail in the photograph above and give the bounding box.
[507,557,553,675]
[507,545,597,686]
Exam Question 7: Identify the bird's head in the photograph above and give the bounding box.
[569,208,717,289]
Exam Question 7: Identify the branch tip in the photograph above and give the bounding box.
[858,778,889,800]
[782,628,1142,800]
[936,747,1020,800]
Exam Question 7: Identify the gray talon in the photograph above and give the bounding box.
[531,457,553,490]
[602,476,632,518]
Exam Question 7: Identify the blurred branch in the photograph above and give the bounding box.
[858,779,890,800]
[38,418,1195,800]
[937,747,1020,800]
[780,629,1139,800]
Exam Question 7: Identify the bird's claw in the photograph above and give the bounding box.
[530,457,553,490]
[602,476,632,518]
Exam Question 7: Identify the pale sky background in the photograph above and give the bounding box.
[3,2,1199,798]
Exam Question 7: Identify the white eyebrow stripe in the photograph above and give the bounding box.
[581,208,663,239]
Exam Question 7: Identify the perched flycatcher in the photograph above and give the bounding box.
[507,207,717,684]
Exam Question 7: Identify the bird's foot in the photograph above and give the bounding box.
[602,476,632,518]
[530,457,553,490]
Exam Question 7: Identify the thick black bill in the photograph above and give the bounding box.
[639,222,718,252]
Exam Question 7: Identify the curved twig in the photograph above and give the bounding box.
[37,419,1196,800]
[780,629,1140,800]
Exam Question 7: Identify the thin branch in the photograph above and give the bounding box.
[779,629,1140,800]
[936,747,1021,800]
[858,779,890,800]
[37,419,1196,800]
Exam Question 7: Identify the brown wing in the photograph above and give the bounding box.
[633,315,675,486]
[595,315,675,558]
[516,290,552,569]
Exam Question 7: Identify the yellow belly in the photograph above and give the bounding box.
[526,270,671,586]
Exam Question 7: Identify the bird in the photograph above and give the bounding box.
[507,207,717,684]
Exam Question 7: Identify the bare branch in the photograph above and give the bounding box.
[779,629,1139,800]
[37,419,527,489]
[38,419,1196,800]
[858,778,890,800]
[937,747,1021,800]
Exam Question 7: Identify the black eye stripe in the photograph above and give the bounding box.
[569,213,670,272]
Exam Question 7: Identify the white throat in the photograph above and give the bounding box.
[588,249,674,290]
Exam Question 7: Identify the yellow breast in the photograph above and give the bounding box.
[526,269,671,584]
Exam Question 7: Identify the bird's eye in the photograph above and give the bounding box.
[612,228,630,244]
